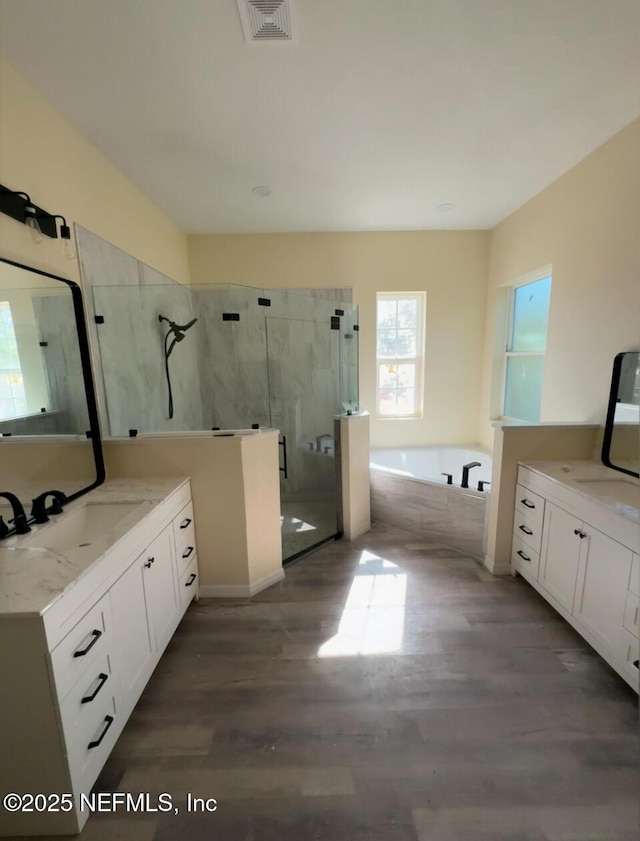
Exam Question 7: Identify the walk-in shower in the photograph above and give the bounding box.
[90,281,358,563]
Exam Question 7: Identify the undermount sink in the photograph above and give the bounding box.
[20,502,141,551]
[573,478,640,507]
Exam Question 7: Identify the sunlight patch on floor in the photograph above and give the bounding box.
[318,550,407,657]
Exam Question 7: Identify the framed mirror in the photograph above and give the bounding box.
[0,257,105,529]
[601,350,639,478]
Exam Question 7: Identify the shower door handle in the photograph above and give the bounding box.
[279,435,288,479]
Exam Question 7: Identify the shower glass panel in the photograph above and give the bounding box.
[91,280,357,563]
[191,284,270,430]
[266,294,342,561]
[92,283,201,437]
[340,303,359,412]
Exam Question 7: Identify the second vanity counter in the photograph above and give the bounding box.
[512,459,639,691]
[517,459,639,553]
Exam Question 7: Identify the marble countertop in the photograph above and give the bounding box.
[521,460,640,523]
[0,477,188,618]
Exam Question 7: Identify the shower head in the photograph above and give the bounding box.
[159,314,198,340]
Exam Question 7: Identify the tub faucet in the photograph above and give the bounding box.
[316,434,333,453]
[460,462,481,489]
[0,492,30,536]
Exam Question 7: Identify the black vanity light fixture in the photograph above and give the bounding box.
[0,184,75,259]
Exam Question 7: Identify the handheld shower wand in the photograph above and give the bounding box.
[159,314,198,419]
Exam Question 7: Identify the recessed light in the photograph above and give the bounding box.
[436,203,455,212]
[252,186,272,197]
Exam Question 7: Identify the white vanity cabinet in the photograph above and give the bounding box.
[512,466,639,692]
[0,481,199,837]
[538,502,583,612]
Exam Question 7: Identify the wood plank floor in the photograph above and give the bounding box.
[35,524,640,839]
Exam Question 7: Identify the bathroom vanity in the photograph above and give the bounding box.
[511,461,639,691]
[0,478,198,836]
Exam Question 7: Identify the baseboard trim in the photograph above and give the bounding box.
[200,568,285,599]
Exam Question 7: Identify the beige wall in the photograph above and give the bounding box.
[189,230,490,448]
[104,435,282,590]
[479,119,640,449]
[0,61,190,286]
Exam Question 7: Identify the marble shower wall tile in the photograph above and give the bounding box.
[32,294,90,434]
[0,412,61,435]
[371,470,487,558]
[281,287,354,303]
[192,287,271,430]
[76,226,140,288]
[92,284,203,435]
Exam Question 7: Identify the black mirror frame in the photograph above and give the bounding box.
[601,351,640,479]
[0,257,106,503]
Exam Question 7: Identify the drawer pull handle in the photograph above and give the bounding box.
[521,499,535,509]
[88,715,114,749]
[517,549,531,562]
[633,660,639,669]
[180,518,192,530]
[573,529,587,539]
[185,573,197,587]
[144,556,155,569]
[182,546,194,559]
[73,629,102,658]
[81,673,109,704]
[518,525,533,536]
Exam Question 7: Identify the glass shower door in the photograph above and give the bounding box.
[266,310,341,562]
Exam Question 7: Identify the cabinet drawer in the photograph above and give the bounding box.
[59,651,115,750]
[629,554,640,597]
[513,507,543,555]
[511,536,540,580]
[50,592,111,702]
[623,591,640,640]
[176,535,197,576]
[67,696,120,795]
[515,484,545,529]
[173,501,195,549]
[179,556,199,612]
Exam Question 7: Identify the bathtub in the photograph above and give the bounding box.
[369,445,492,558]
[370,445,492,492]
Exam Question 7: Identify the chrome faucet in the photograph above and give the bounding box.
[0,492,30,537]
[460,462,482,489]
[316,434,333,452]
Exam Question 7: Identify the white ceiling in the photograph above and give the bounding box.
[1,0,639,233]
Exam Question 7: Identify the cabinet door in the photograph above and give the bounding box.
[110,558,154,708]
[574,526,633,652]
[142,527,179,655]
[539,502,582,612]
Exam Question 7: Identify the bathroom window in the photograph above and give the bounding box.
[0,302,27,420]
[503,275,552,423]
[376,292,426,417]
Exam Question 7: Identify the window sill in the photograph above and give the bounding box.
[375,415,424,421]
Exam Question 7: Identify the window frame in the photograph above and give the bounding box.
[501,272,551,423]
[375,291,426,419]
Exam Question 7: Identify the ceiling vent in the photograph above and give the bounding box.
[237,0,293,42]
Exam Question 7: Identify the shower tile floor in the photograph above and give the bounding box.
[23,523,638,841]
[281,500,338,560]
